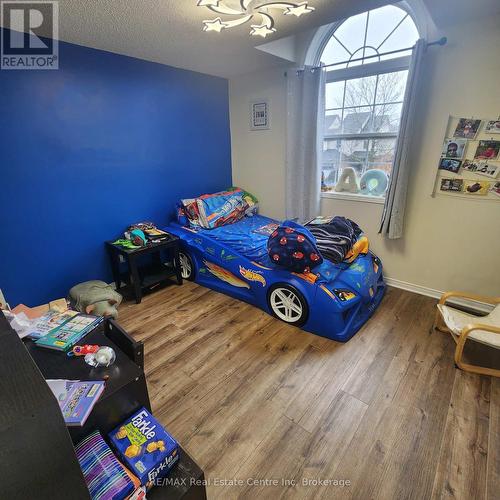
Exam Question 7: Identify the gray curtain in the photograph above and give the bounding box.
[379,39,426,239]
[285,66,325,222]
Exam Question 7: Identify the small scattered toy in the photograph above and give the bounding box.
[113,238,141,249]
[67,343,116,367]
[69,280,122,319]
[84,346,116,367]
[128,222,170,239]
[69,344,100,357]
[129,229,147,247]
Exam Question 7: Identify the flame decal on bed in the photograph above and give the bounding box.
[239,266,267,287]
[203,260,250,289]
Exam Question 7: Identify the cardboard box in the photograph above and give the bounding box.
[109,408,179,487]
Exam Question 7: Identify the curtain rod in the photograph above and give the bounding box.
[307,36,447,72]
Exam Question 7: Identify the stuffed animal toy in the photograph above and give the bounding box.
[69,281,122,319]
[130,229,147,246]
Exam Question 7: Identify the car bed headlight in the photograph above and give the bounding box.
[333,289,357,302]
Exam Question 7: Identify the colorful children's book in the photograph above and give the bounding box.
[108,407,179,488]
[35,314,103,351]
[27,309,79,339]
[47,379,105,426]
[75,431,139,500]
[252,222,279,236]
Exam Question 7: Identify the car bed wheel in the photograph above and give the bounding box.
[179,251,195,281]
[268,285,308,327]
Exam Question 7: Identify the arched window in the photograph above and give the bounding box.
[318,4,420,200]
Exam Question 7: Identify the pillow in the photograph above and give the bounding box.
[230,187,259,216]
[267,220,323,273]
[179,187,259,229]
[196,188,247,228]
[179,198,202,227]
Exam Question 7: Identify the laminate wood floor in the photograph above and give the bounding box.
[119,282,499,500]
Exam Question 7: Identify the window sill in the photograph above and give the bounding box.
[321,191,386,204]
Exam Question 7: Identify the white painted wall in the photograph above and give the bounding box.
[229,14,500,297]
[229,67,287,218]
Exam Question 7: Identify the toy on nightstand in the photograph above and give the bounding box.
[109,407,179,489]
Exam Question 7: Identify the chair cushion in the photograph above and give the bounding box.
[438,304,500,348]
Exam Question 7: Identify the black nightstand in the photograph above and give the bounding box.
[106,234,182,304]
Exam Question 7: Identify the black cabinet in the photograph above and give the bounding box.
[1,315,206,499]
[0,314,90,500]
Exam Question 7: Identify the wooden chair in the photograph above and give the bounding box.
[433,291,500,378]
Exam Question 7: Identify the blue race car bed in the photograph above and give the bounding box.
[167,214,385,342]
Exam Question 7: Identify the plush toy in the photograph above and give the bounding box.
[69,280,122,319]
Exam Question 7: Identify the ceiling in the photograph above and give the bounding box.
[421,0,500,28]
[2,0,499,78]
[11,0,392,77]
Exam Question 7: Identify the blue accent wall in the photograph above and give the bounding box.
[0,31,232,306]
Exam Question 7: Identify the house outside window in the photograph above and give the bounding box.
[317,4,420,202]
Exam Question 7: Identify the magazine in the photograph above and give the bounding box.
[28,310,79,339]
[46,379,105,426]
[35,314,103,351]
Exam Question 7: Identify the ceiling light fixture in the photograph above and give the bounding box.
[198,0,315,38]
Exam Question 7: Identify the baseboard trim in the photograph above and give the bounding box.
[385,277,492,314]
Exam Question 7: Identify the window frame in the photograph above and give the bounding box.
[315,4,420,203]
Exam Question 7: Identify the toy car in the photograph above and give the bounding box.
[167,214,385,342]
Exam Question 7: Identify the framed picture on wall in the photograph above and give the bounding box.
[250,100,270,131]
[485,120,500,134]
[464,180,491,195]
[441,138,467,159]
[453,118,481,139]
[438,158,462,173]
[474,161,500,178]
[462,159,480,172]
[474,140,500,160]
[440,178,464,192]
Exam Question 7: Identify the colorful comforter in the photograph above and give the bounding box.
[179,188,258,229]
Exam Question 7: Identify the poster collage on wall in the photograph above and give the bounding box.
[435,116,500,200]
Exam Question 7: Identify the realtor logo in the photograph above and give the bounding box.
[1,1,58,69]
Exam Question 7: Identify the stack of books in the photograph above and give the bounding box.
[35,313,103,352]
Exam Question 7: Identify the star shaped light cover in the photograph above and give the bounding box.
[197,0,315,38]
